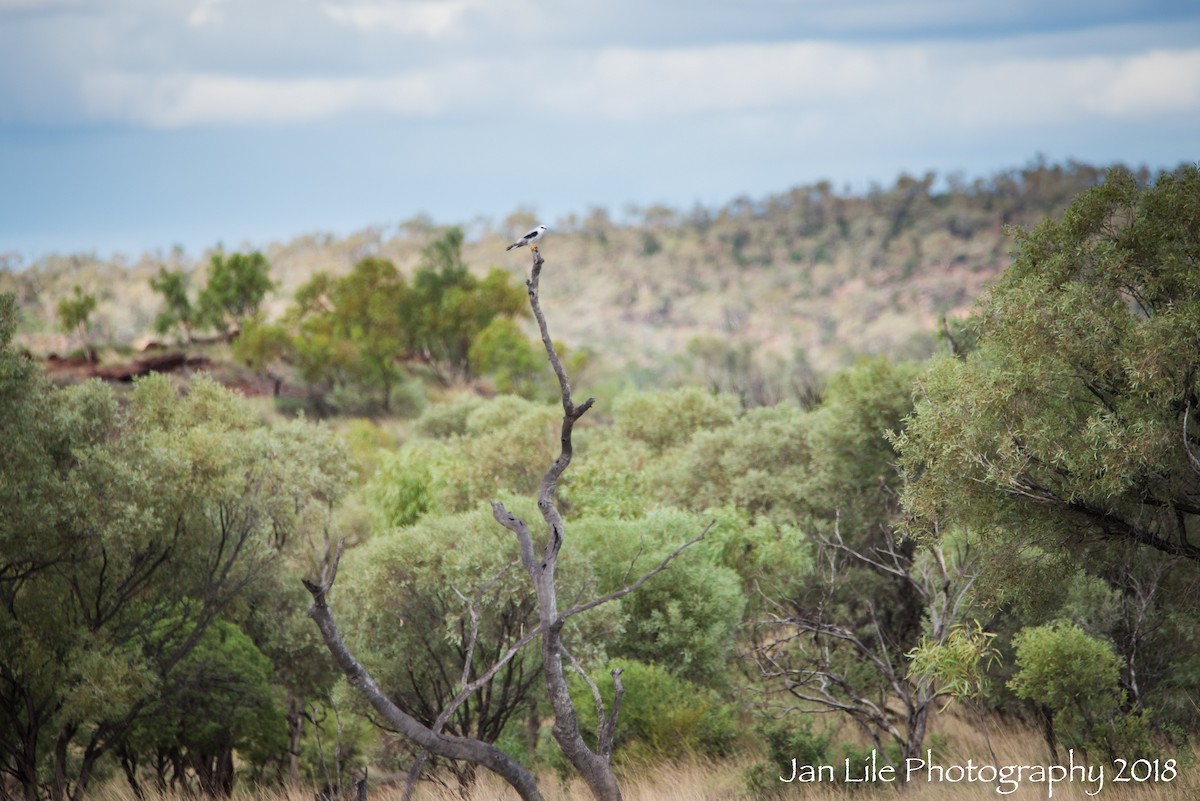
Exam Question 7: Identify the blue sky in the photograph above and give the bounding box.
[2,0,1198,261]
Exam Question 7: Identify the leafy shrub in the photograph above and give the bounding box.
[570,508,746,684]
[570,659,738,764]
[1009,623,1149,759]
[746,720,835,799]
[413,393,487,438]
[613,387,736,452]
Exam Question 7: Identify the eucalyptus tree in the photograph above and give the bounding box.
[0,296,350,801]
[896,166,1200,564]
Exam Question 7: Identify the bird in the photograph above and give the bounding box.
[506,225,548,252]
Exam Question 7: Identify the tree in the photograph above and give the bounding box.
[896,166,1200,563]
[115,619,285,798]
[1009,623,1145,762]
[55,285,96,353]
[279,258,421,413]
[198,251,274,339]
[0,299,350,801]
[232,314,291,396]
[735,357,978,778]
[336,508,550,795]
[752,527,979,778]
[405,228,528,381]
[149,268,196,343]
[468,318,544,397]
[329,258,410,411]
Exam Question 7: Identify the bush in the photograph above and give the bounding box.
[569,508,746,684]
[746,720,834,799]
[1009,623,1149,759]
[570,659,738,764]
[613,387,736,452]
[414,393,487,438]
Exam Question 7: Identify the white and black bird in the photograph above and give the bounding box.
[505,225,548,252]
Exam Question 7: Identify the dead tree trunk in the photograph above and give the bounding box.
[489,250,620,801]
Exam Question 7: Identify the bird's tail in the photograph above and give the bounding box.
[505,243,519,251]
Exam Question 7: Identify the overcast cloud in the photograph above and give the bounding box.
[2,0,1198,257]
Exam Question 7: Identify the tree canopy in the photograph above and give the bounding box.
[896,166,1200,562]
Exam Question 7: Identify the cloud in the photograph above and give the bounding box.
[76,35,1200,136]
[82,71,453,126]
[1097,49,1200,114]
[321,0,483,38]
[0,0,87,11]
[188,0,231,28]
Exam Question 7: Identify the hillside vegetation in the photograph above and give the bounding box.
[2,160,1145,378]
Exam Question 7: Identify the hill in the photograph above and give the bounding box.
[0,160,1156,381]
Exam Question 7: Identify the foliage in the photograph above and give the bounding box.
[1009,623,1148,759]
[232,312,291,382]
[120,619,286,796]
[468,317,545,397]
[413,393,487,439]
[895,165,1200,564]
[746,719,835,800]
[0,297,351,800]
[406,228,529,380]
[667,402,809,520]
[366,446,434,528]
[149,267,196,342]
[569,659,738,765]
[397,396,562,513]
[275,243,531,410]
[198,250,274,338]
[907,620,1000,708]
[337,502,620,785]
[613,387,737,452]
[56,284,96,343]
[570,508,746,685]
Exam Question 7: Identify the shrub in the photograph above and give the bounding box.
[570,659,738,764]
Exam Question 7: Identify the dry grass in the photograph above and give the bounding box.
[86,726,1200,801]
[80,711,1197,801]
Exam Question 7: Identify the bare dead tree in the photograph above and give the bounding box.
[492,249,710,800]
[752,517,978,779]
[303,248,707,801]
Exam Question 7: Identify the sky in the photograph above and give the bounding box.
[1,0,1199,262]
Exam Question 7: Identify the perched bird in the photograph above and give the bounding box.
[506,225,548,252]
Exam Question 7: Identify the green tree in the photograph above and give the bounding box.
[198,251,273,339]
[232,313,292,395]
[468,317,544,397]
[612,387,737,452]
[338,507,546,792]
[896,166,1200,563]
[149,268,196,343]
[115,619,285,797]
[280,259,416,413]
[406,228,528,380]
[1009,624,1146,761]
[569,659,736,764]
[0,298,350,801]
[330,257,410,410]
[55,285,96,351]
